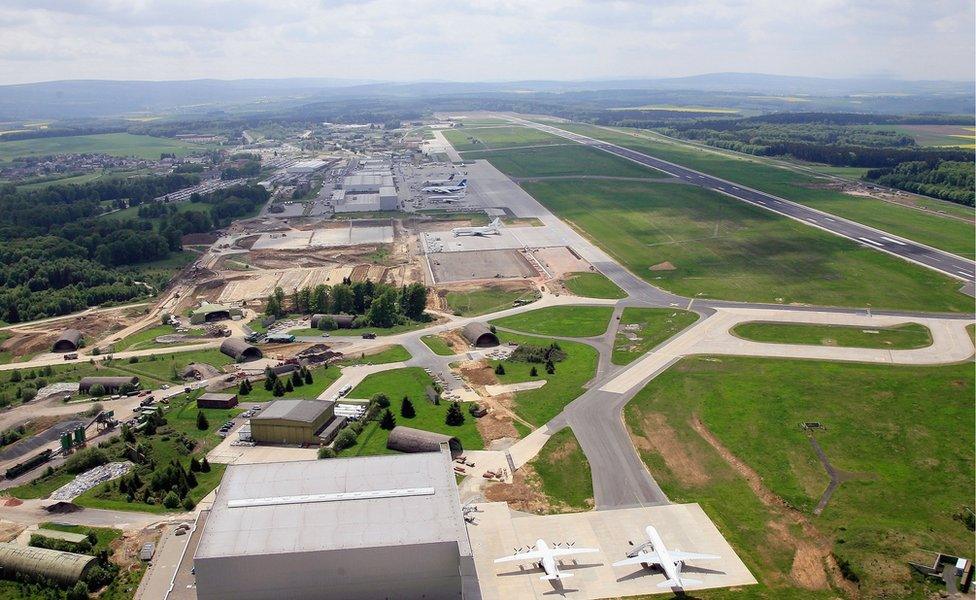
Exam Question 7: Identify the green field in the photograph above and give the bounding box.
[339,345,412,366]
[444,286,539,316]
[105,348,233,384]
[462,144,668,179]
[561,271,627,299]
[864,124,976,148]
[443,126,562,151]
[519,179,970,312]
[624,356,974,599]
[113,324,208,352]
[489,332,599,426]
[492,305,613,338]
[0,133,207,162]
[290,320,427,338]
[101,200,213,223]
[346,367,483,451]
[612,307,699,365]
[529,427,594,512]
[731,322,933,349]
[421,335,456,356]
[222,364,341,402]
[545,123,975,259]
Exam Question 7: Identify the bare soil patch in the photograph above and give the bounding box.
[0,521,24,542]
[484,463,552,513]
[649,261,676,271]
[630,413,710,487]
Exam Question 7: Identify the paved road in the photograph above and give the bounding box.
[506,116,976,288]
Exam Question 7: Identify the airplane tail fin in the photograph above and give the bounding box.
[657,577,702,589]
[458,178,468,187]
[541,573,573,581]
[489,217,502,230]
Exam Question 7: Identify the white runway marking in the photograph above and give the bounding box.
[880,236,907,246]
[858,237,884,247]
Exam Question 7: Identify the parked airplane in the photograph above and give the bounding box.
[428,194,465,203]
[452,217,502,237]
[612,525,720,589]
[494,539,599,581]
[423,174,456,186]
[423,178,467,194]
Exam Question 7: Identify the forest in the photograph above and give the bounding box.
[265,280,429,328]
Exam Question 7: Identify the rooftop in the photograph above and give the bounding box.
[251,399,332,423]
[194,450,469,559]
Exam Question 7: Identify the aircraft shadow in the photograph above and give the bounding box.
[615,564,726,583]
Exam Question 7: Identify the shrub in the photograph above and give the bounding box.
[373,393,391,409]
[162,491,180,509]
[494,363,505,375]
[196,411,209,430]
[445,402,465,426]
[89,384,106,397]
[65,448,108,474]
[333,428,357,451]
[182,496,196,511]
[529,366,538,377]
[318,447,336,459]
[67,582,89,600]
[200,458,211,473]
[400,397,415,419]
[379,409,396,430]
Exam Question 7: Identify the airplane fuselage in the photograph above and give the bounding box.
[645,526,679,581]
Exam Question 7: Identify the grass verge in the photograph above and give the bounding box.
[491,305,613,338]
[562,271,627,299]
[612,307,699,365]
[730,322,933,349]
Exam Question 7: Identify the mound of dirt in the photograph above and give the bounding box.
[43,501,81,514]
[649,261,676,271]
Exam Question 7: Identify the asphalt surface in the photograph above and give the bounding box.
[506,116,976,288]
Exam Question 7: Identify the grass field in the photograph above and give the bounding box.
[864,124,976,148]
[101,200,213,223]
[462,144,668,179]
[223,364,341,402]
[346,367,483,451]
[612,307,699,365]
[529,427,594,512]
[519,179,970,312]
[491,305,613,337]
[444,286,539,316]
[106,348,233,384]
[421,335,456,356]
[339,345,412,366]
[443,126,562,151]
[547,123,975,258]
[489,332,599,426]
[624,356,974,599]
[731,322,933,349]
[0,132,206,162]
[290,320,428,338]
[113,324,208,352]
[561,271,627,299]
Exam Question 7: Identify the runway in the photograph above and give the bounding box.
[506,116,976,288]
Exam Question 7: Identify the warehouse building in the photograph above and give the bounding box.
[190,304,243,324]
[220,338,263,362]
[51,329,82,353]
[286,159,329,174]
[331,188,398,213]
[79,376,139,394]
[461,323,500,348]
[198,393,239,409]
[193,448,475,600]
[341,173,395,193]
[249,399,339,445]
[0,543,96,585]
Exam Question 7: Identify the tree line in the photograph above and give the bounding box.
[265,279,429,328]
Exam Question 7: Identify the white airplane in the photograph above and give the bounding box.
[494,539,599,581]
[612,525,720,589]
[452,217,502,237]
[429,194,465,203]
[423,174,457,186]
[423,178,467,194]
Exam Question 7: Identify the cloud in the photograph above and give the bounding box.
[0,0,971,83]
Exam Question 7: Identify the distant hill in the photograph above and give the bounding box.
[0,73,971,120]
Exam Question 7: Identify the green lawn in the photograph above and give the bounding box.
[561,271,627,299]
[290,320,428,338]
[0,360,162,409]
[107,349,233,384]
[549,123,975,259]
[39,522,121,554]
[624,356,974,599]
[226,364,341,402]
[8,472,75,500]
[489,332,599,426]
[462,144,669,179]
[421,335,456,356]
[101,200,213,224]
[346,368,483,451]
[443,126,562,151]
[0,133,207,162]
[339,345,412,366]
[612,307,699,365]
[731,322,933,349]
[491,305,613,338]
[113,324,208,352]
[444,286,540,316]
[530,427,594,512]
[518,178,970,312]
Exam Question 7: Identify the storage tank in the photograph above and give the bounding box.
[73,427,86,445]
[59,432,72,453]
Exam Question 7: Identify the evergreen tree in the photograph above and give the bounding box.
[285,379,294,393]
[196,411,209,431]
[494,363,505,375]
[189,456,201,472]
[379,409,396,430]
[445,401,465,426]
[304,368,313,385]
[291,370,303,387]
[545,360,555,374]
[238,378,252,395]
[530,366,538,377]
[400,396,416,419]
[273,379,285,397]
[201,457,211,472]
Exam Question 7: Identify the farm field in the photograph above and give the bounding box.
[612,307,699,365]
[491,305,613,338]
[545,123,975,258]
[520,178,971,312]
[0,132,207,161]
[561,271,627,299]
[624,356,974,599]
[443,126,562,151]
[462,143,668,179]
[864,124,976,148]
[443,285,538,316]
[488,332,599,426]
[346,367,483,452]
[731,322,933,349]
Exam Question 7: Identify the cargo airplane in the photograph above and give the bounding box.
[494,539,599,581]
[451,217,502,237]
[612,525,720,589]
[423,178,467,194]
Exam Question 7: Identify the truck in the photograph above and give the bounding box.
[63,353,78,361]
[362,332,377,339]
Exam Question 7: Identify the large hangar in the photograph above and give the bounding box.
[193,448,476,600]
[249,399,338,445]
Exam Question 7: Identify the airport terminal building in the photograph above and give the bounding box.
[193,447,476,600]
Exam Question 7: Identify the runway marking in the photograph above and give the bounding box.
[957,270,974,278]
[858,237,884,248]
[823,217,836,222]
[754,200,767,205]
[880,236,907,246]
[805,217,817,222]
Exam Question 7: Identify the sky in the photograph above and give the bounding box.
[0,0,973,84]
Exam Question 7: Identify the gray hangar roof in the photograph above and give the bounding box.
[251,399,332,423]
[194,449,469,560]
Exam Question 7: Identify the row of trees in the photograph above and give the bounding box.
[266,280,428,328]
[865,160,975,206]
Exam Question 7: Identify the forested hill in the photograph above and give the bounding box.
[0,177,269,324]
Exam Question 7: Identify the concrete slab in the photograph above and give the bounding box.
[467,502,756,600]
[429,249,537,283]
[485,380,547,396]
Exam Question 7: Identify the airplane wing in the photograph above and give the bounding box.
[670,551,720,561]
[549,547,599,558]
[494,551,545,563]
[612,552,661,567]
